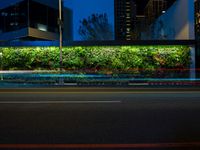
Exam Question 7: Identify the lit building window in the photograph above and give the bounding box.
[37,24,47,32]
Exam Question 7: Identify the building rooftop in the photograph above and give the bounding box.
[0,0,58,9]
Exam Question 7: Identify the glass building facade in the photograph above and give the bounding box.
[0,0,28,33]
[144,0,167,25]
[29,0,58,33]
[114,0,178,41]
[0,0,59,41]
[114,0,137,41]
[195,0,200,75]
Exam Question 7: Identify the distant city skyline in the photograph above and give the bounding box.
[64,0,176,41]
[0,0,194,41]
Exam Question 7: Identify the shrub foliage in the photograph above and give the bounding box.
[0,46,191,74]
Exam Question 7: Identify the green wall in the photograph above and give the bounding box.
[0,46,190,75]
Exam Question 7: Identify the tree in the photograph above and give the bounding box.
[78,13,113,40]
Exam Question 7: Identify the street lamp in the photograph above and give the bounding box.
[58,0,63,71]
[58,0,64,84]
[0,52,3,80]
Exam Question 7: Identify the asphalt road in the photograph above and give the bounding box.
[0,88,200,149]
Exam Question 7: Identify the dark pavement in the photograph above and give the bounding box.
[0,88,200,149]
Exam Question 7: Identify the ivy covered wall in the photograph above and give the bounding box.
[0,46,191,74]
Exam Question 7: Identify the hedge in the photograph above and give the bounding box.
[0,46,191,75]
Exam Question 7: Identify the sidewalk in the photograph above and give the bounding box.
[0,70,200,88]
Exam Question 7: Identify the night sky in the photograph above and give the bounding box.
[64,0,115,40]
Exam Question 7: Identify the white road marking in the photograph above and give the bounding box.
[128,83,149,86]
[0,101,121,104]
[0,91,200,94]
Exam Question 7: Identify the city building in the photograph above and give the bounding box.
[114,0,175,41]
[0,0,59,41]
[135,15,147,39]
[195,0,200,40]
[114,0,137,41]
[144,0,167,25]
[195,0,200,75]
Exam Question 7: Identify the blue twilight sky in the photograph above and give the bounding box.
[64,0,114,41]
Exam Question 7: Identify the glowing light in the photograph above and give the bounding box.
[37,24,47,32]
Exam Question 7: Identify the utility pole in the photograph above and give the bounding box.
[59,0,63,71]
[58,0,64,85]
[0,52,3,81]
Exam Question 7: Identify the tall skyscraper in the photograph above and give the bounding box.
[114,0,137,41]
[195,0,200,40]
[144,0,167,25]
[195,0,200,76]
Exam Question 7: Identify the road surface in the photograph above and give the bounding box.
[0,88,200,149]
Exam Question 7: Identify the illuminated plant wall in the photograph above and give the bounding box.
[0,46,190,76]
